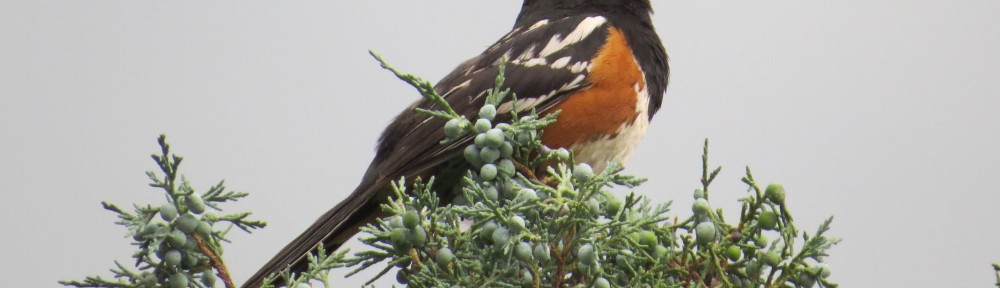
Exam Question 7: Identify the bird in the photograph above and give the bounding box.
[243,0,668,287]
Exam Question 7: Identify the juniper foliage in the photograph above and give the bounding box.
[341,53,841,288]
[60,135,265,288]
[61,53,844,288]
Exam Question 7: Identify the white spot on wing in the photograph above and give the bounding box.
[442,79,471,97]
[471,89,490,102]
[495,49,513,65]
[539,16,607,57]
[516,45,537,61]
[523,58,548,67]
[528,20,549,31]
[570,61,591,73]
[498,97,541,114]
[499,27,524,42]
[496,73,587,114]
[416,115,435,128]
[550,56,572,69]
[564,74,586,90]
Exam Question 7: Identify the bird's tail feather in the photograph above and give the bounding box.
[240,182,385,288]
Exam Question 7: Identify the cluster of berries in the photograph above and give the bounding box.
[445,104,518,181]
[128,193,216,288]
[386,210,429,254]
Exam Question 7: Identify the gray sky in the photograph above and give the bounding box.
[2,1,999,287]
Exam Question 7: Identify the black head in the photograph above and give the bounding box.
[515,0,655,26]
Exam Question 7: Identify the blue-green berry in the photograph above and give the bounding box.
[182,235,197,250]
[654,245,669,259]
[480,146,501,163]
[520,270,533,285]
[765,183,786,203]
[726,245,742,261]
[578,244,597,264]
[534,244,551,262]
[491,227,511,245]
[693,198,710,215]
[168,273,188,288]
[444,118,466,138]
[474,118,492,133]
[763,251,781,266]
[693,188,706,199]
[604,196,623,217]
[390,228,409,246]
[587,198,601,215]
[515,242,533,262]
[167,229,187,247]
[593,277,610,288]
[498,159,516,178]
[500,142,514,158]
[160,204,178,221]
[181,251,199,268]
[410,225,427,246]
[510,215,527,232]
[142,224,158,236]
[187,193,206,214]
[138,272,156,287]
[806,264,822,276]
[436,248,455,266]
[573,163,594,181]
[758,210,778,230]
[695,222,718,244]
[515,188,538,203]
[756,234,769,248]
[484,128,505,148]
[480,164,498,180]
[176,213,199,233]
[554,148,570,161]
[474,133,487,148]
[479,104,497,120]
[504,181,524,198]
[464,145,482,165]
[816,263,832,278]
[196,221,212,238]
[484,186,499,201]
[577,261,592,274]
[387,216,404,229]
[201,272,217,287]
[797,273,816,288]
[479,221,498,240]
[638,231,657,248]
[163,249,183,266]
[403,210,420,229]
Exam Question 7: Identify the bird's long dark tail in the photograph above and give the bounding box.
[241,182,385,288]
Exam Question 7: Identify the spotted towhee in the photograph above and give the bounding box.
[244,1,668,286]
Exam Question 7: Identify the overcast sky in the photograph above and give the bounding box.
[2,1,999,287]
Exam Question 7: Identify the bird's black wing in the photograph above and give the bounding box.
[243,14,614,288]
[376,15,615,177]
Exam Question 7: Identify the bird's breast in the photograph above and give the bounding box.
[540,26,651,172]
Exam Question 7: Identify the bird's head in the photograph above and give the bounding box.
[515,0,655,25]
